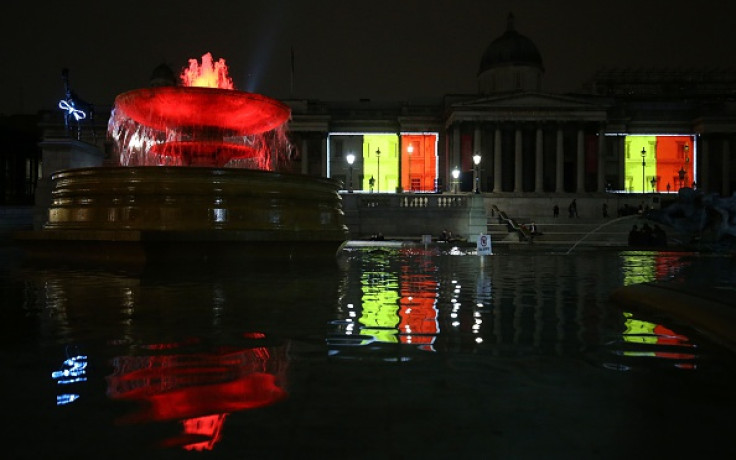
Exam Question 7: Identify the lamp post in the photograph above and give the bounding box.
[346,153,355,193]
[375,148,381,193]
[641,147,646,193]
[452,167,460,193]
[683,144,690,188]
[473,153,481,193]
[407,143,413,191]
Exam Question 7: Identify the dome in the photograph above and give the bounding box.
[149,63,178,87]
[478,14,544,75]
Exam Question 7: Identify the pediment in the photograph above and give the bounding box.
[453,92,606,111]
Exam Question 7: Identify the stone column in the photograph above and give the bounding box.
[619,136,626,191]
[576,129,585,193]
[701,137,709,192]
[452,125,461,172]
[535,127,544,193]
[723,138,731,197]
[473,125,482,156]
[494,126,502,193]
[555,128,564,193]
[474,125,482,192]
[514,127,523,193]
[301,138,309,175]
[396,130,402,192]
[597,128,606,192]
[321,135,328,177]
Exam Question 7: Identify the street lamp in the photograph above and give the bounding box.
[407,143,414,191]
[641,147,646,193]
[473,153,481,193]
[677,144,690,188]
[452,167,460,193]
[346,153,355,193]
[375,148,381,193]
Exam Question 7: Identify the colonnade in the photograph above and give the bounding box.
[450,123,608,194]
[292,125,733,198]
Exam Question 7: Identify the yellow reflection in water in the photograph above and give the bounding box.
[360,271,400,343]
[620,253,657,285]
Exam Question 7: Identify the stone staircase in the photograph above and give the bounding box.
[488,204,646,248]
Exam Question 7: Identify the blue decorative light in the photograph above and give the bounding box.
[52,355,88,384]
[56,394,80,406]
[58,99,87,121]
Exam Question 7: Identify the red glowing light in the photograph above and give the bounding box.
[181,52,234,89]
[114,86,289,135]
[148,141,259,167]
[108,53,292,169]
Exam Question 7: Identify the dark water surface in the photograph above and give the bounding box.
[1,245,735,459]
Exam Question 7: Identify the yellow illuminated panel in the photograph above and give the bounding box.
[363,134,399,192]
[624,136,657,193]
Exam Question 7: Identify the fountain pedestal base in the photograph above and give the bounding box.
[16,166,349,269]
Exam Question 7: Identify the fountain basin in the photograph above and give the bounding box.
[114,87,290,135]
[17,166,349,268]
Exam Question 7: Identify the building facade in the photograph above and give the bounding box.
[31,14,736,203]
[283,13,735,199]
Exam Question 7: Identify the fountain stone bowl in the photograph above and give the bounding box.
[114,86,291,135]
[17,166,349,269]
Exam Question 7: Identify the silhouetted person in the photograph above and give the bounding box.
[553,204,559,218]
[568,199,578,218]
[641,223,653,245]
[628,225,641,246]
[602,203,608,218]
[652,224,667,247]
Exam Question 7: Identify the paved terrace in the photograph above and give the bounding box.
[341,192,681,248]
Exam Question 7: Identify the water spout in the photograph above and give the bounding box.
[565,215,640,255]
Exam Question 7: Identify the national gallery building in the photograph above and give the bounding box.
[282,14,735,199]
[15,14,735,207]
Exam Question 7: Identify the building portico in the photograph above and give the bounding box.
[444,92,608,194]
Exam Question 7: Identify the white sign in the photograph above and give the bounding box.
[477,234,492,255]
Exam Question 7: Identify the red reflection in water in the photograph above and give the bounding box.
[654,324,696,368]
[399,252,439,348]
[107,337,288,450]
[108,53,291,170]
[161,414,228,451]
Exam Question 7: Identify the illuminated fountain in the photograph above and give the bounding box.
[109,53,291,169]
[19,53,349,268]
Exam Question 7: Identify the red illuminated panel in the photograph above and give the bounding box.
[653,136,693,191]
[401,134,437,192]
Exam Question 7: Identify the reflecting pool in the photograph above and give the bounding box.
[1,245,734,458]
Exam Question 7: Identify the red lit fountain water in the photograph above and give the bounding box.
[19,53,348,268]
[110,53,291,169]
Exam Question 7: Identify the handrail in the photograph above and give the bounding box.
[491,205,532,241]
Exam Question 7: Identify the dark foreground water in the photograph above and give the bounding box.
[1,244,735,459]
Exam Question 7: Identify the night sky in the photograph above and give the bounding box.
[2,0,735,115]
